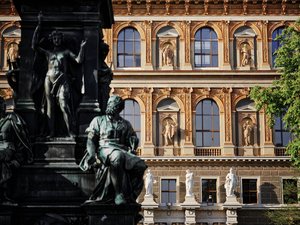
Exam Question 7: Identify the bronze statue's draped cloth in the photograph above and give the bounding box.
[0,113,33,185]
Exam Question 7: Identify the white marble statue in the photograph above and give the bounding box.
[224,168,237,197]
[185,169,194,197]
[145,169,156,196]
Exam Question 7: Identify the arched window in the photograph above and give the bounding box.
[272,27,284,67]
[274,114,292,147]
[194,27,218,67]
[121,99,141,145]
[117,27,141,68]
[195,99,220,147]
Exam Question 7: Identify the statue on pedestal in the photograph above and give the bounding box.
[162,43,174,67]
[6,43,20,98]
[31,12,86,137]
[0,97,33,204]
[224,168,237,197]
[162,119,176,146]
[80,95,147,205]
[240,43,250,67]
[144,169,156,197]
[185,169,194,197]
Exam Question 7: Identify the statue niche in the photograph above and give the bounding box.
[157,26,178,70]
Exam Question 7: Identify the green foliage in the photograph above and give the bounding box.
[266,208,300,225]
[250,20,300,166]
[266,180,300,225]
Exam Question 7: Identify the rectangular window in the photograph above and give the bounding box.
[202,179,217,203]
[283,179,298,204]
[242,179,257,204]
[161,179,177,204]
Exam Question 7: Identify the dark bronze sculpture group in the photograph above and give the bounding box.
[1,11,147,211]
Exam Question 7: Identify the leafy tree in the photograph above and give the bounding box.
[250,20,300,166]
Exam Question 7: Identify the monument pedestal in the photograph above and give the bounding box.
[164,146,174,156]
[142,195,159,225]
[0,204,16,225]
[33,139,76,162]
[181,195,200,225]
[223,196,242,225]
[82,202,142,225]
[243,146,254,156]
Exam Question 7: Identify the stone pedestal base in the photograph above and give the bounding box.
[261,145,275,156]
[223,195,242,225]
[182,196,199,225]
[164,146,174,156]
[181,144,195,156]
[142,145,155,156]
[33,139,76,162]
[238,65,251,70]
[161,65,174,70]
[142,196,158,225]
[82,202,142,225]
[182,195,199,207]
[223,145,235,156]
[243,146,254,156]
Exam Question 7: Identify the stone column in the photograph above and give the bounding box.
[222,20,231,70]
[260,108,274,156]
[261,20,271,70]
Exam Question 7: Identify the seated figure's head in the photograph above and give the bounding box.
[106,95,125,117]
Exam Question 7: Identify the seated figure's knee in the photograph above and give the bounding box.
[109,151,124,168]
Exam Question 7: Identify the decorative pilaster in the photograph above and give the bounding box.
[183,21,192,69]
[182,87,194,156]
[223,88,235,156]
[261,108,274,156]
[144,20,153,69]
[222,20,231,69]
[261,20,271,69]
[143,87,155,156]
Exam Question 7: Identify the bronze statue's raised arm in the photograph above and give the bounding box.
[31,12,47,55]
[74,40,87,63]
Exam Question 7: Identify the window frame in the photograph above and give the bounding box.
[117,27,141,68]
[241,177,260,204]
[200,176,219,204]
[194,27,219,68]
[160,177,179,206]
[120,99,141,146]
[194,99,220,147]
[281,177,300,204]
[274,114,292,147]
[271,27,284,68]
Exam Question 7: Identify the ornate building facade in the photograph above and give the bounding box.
[0,0,300,225]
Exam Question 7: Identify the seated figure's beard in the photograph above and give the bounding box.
[106,107,115,116]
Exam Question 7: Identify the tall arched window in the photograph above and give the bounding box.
[272,27,284,67]
[194,27,218,67]
[117,27,141,68]
[274,114,292,147]
[195,99,220,147]
[120,99,141,145]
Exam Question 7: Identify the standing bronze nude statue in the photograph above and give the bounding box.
[32,12,86,137]
[80,95,147,205]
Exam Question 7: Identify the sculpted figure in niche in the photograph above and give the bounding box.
[0,97,33,204]
[6,43,20,97]
[185,169,194,197]
[242,120,253,146]
[31,12,86,137]
[7,43,19,70]
[162,119,176,146]
[224,168,237,197]
[144,169,156,197]
[162,43,174,66]
[240,43,250,66]
[79,95,147,205]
